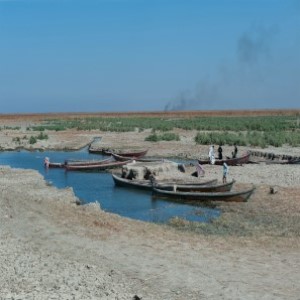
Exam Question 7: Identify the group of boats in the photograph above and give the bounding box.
[46,156,131,171]
[197,151,300,165]
[45,148,147,171]
[44,148,256,203]
[46,149,164,171]
[112,174,255,203]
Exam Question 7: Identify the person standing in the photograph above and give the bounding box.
[223,162,229,183]
[232,144,238,158]
[44,157,50,168]
[208,145,215,164]
[218,145,223,160]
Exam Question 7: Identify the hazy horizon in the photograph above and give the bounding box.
[1,0,299,113]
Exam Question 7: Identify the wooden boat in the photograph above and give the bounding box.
[264,158,300,165]
[111,153,162,162]
[47,162,65,168]
[198,152,250,166]
[155,180,235,193]
[46,157,114,168]
[65,157,114,166]
[287,158,300,164]
[88,148,113,155]
[65,160,131,171]
[152,185,255,202]
[89,147,148,158]
[113,149,148,158]
[112,174,154,190]
[112,173,218,191]
[265,160,290,165]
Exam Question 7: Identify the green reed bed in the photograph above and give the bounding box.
[27,114,300,147]
[28,115,299,132]
[0,126,21,131]
[195,131,300,147]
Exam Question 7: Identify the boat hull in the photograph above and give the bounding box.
[112,153,161,162]
[112,174,219,191]
[112,174,153,190]
[46,157,114,168]
[198,153,250,166]
[155,180,235,192]
[152,186,255,202]
[89,148,148,158]
[65,160,131,171]
[47,162,64,168]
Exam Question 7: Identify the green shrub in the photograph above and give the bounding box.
[37,131,48,140]
[12,137,21,143]
[29,136,37,144]
[145,134,159,142]
[160,132,180,141]
[145,132,180,142]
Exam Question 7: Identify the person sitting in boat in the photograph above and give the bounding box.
[218,145,223,160]
[223,162,229,183]
[232,144,238,158]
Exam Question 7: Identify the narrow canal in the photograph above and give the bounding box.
[0,149,220,223]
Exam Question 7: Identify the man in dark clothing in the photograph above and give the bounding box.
[232,144,238,158]
[218,145,223,160]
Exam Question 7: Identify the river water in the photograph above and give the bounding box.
[0,149,220,223]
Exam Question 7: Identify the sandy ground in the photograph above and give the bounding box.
[1,117,300,299]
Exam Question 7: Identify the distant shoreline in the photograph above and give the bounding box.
[1,108,300,120]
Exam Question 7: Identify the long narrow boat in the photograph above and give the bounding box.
[65,156,114,166]
[47,162,65,168]
[155,180,235,192]
[46,157,114,168]
[112,174,154,190]
[112,153,162,162]
[252,157,300,165]
[198,152,250,166]
[112,173,218,191]
[287,158,300,164]
[88,148,113,155]
[152,185,255,202]
[89,148,148,158]
[65,160,131,171]
[112,149,148,158]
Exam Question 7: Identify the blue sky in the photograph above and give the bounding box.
[0,0,299,113]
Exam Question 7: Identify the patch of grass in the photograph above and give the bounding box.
[37,131,48,140]
[168,187,300,238]
[1,126,21,130]
[145,132,180,142]
[29,136,37,144]
[28,131,48,144]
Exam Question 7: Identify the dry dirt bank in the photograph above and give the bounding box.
[1,167,300,300]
